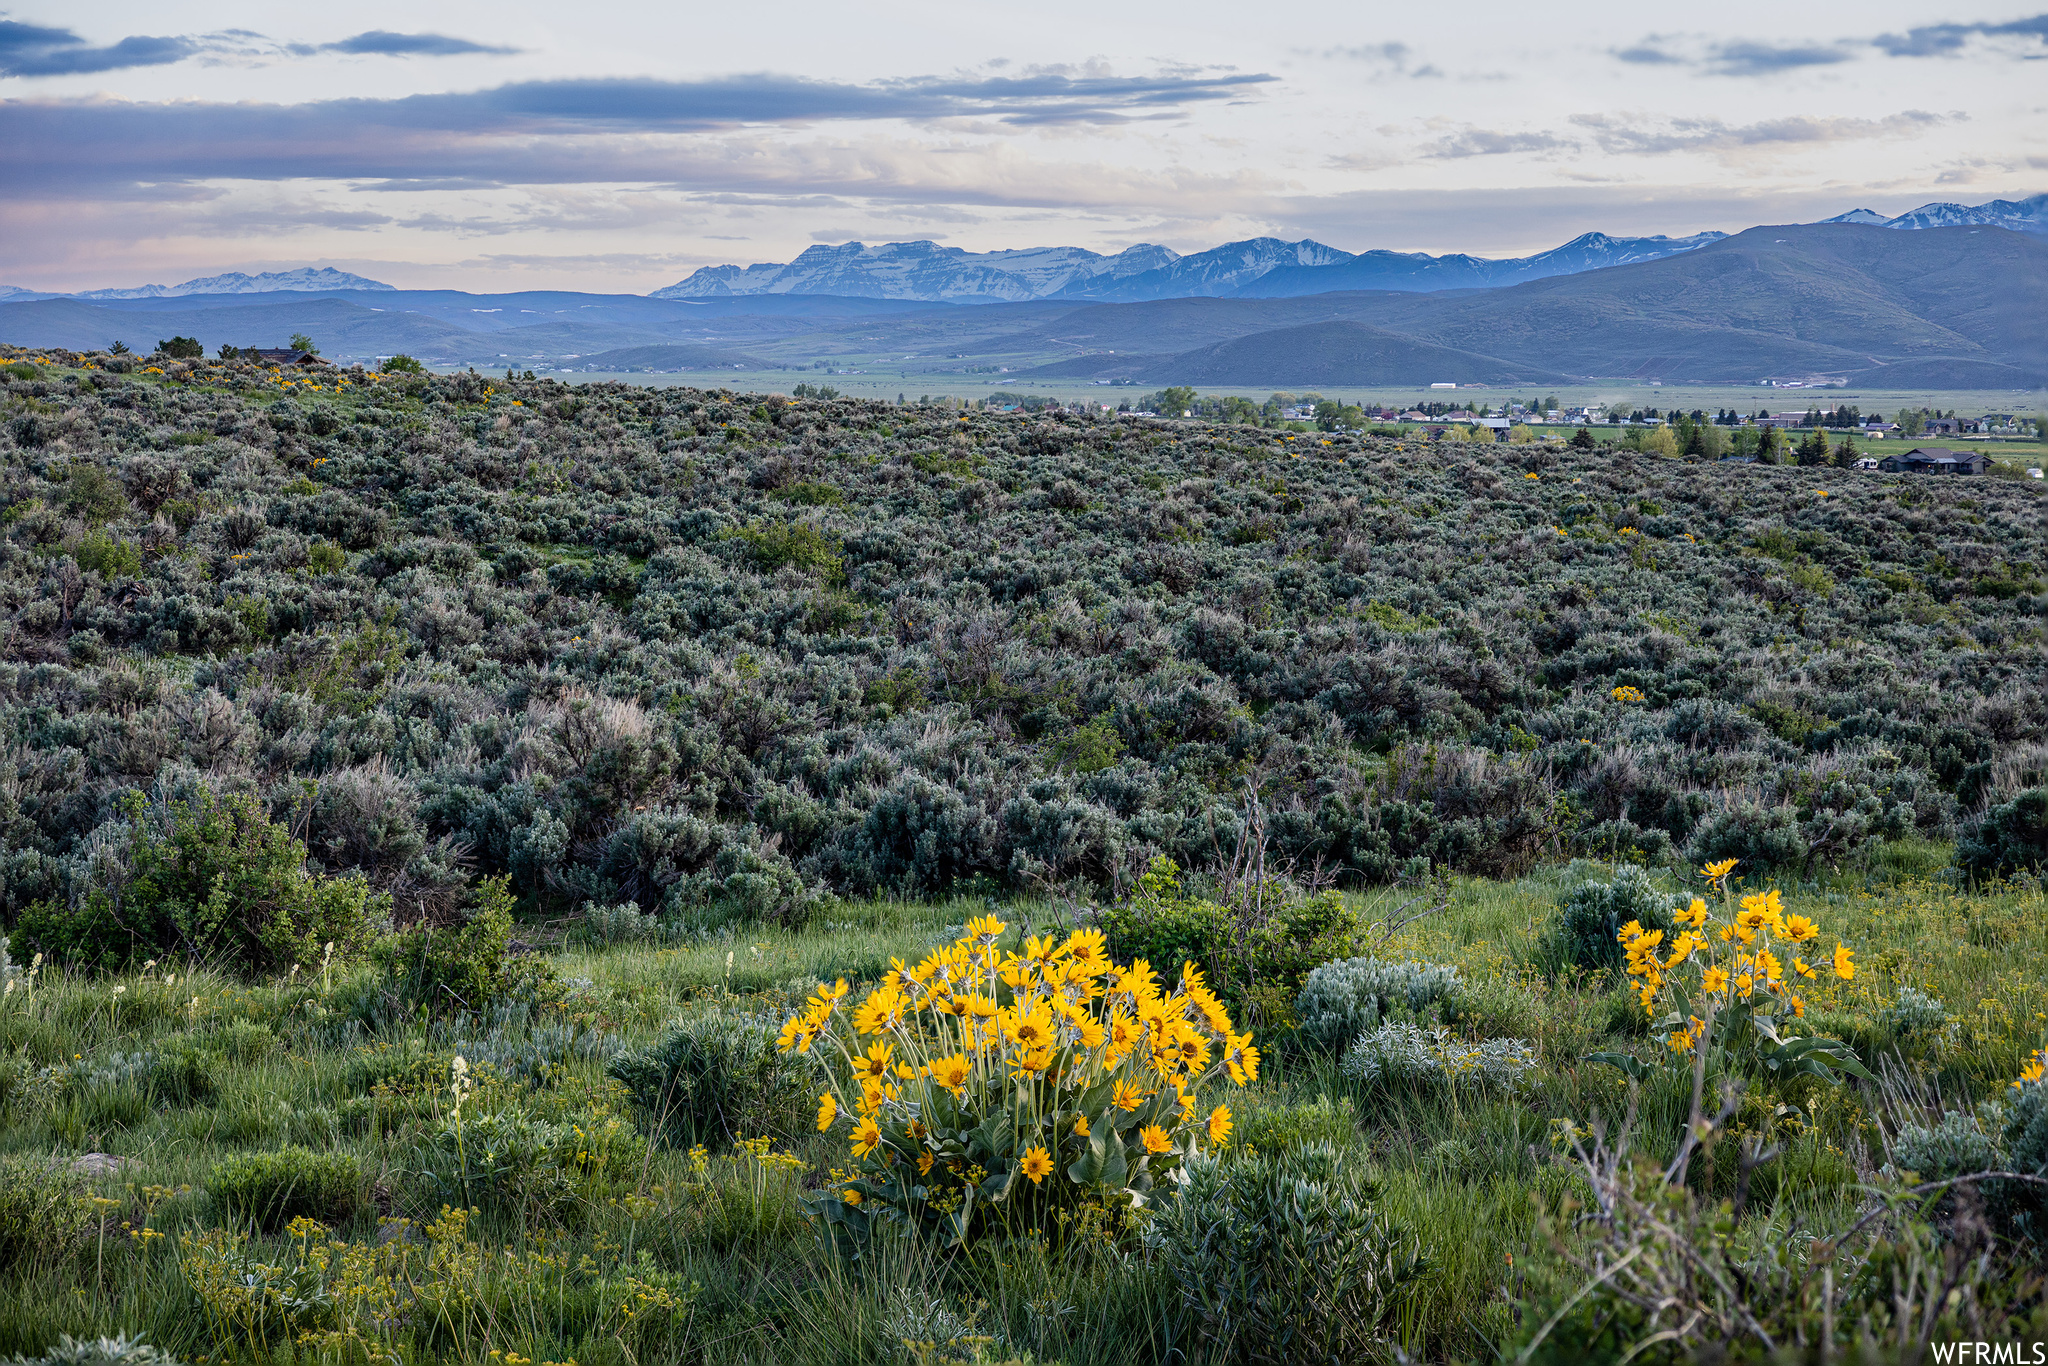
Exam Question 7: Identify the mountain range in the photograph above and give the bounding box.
[0,268,395,303]
[647,192,2048,306]
[650,230,1730,304]
[3,192,2040,311]
[0,199,2042,388]
[1010,224,2047,389]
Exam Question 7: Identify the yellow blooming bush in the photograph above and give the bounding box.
[779,915,1257,1257]
[1593,862,1872,1085]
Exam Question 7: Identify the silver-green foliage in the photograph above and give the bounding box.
[1149,1142,1425,1365]
[6,1337,181,1366]
[1294,955,1461,1052]
[581,900,658,946]
[1550,863,1681,970]
[1892,1110,2000,1182]
[1880,986,1951,1036]
[2004,1080,2048,1240]
[1340,1021,1538,1091]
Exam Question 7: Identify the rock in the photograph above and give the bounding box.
[70,1153,127,1177]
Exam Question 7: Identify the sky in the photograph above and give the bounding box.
[0,0,2043,293]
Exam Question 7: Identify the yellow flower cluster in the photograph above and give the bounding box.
[782,915,1254,1220]
[1618,869,1855,1057]
[1611,685,1647,703]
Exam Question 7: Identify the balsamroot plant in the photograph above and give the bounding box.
[779,915,1258,1256]
[1593,860,1869,1086]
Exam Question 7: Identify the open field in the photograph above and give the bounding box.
[5,863,2048,1364]
[546,370,2048,424]
[4,343,2048,1362]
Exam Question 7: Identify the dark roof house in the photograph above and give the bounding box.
[249,349,326,367]
[1877,446,1989,474]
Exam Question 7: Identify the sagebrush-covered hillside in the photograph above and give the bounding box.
[2,347,2043,927]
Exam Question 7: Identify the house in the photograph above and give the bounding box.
[1877,446,1989,474]
[250,348,326,367]
[1923,417,1962,436]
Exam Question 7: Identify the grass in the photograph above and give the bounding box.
[1,859,2044,1364]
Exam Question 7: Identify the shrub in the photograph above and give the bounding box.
[71,531,142,580]
[154,337,203,360]
[1683,802,1808,876]
[1045,719,1124,775]
[1150,1143,1425,1365]
[380,355,424,374]
[0,1159,94,1271]
[1546,863,1679,972]
[664,840,820,929]
[579,900,657,946]
[412,1107,636,1222]
[796,915,1257,1259]
[608,1013,812,1149]
[206,1146,360,1231]
[4,1336,183,1366]
[1879,986,1950,1037]
[1294,955,1461,1052]
[1892,1110,2001,1188]
[9,790,382,977]
[149,1034,219,1106]
[1234,1094,1357,1154]
[1957,788,2048,880]
[60,464,129,525]
[1340,1021,1538,1091]
[2003,1079,2048,1241]
[735,521,842,580]
[374,875,552,1016]
[1097,857,1361,1028]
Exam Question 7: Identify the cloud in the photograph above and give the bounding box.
[0,20,197,76]
[1609,35,1856,75]
[1704,41,1856,75]
[0,19,516,77]
[1421,126,1574,159]
[315,31,521,57]
[1872,14,2048,56]
[0,68,1280,194]
[1571,110,1950,158]
[1624,15,2048,72]
[1314,41,1442,77]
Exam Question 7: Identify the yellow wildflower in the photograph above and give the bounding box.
[1700,858,1739,886]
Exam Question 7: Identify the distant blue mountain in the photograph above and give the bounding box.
[1230,231,1730,297]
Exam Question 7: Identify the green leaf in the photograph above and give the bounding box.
[1586,1051,1652,1081]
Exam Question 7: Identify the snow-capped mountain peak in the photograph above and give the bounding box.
[73,268,395,300]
